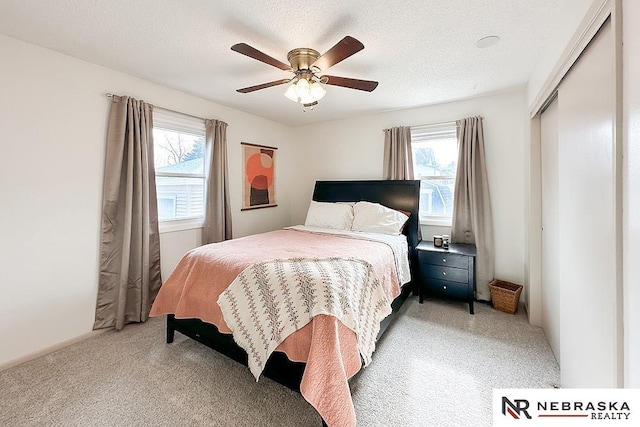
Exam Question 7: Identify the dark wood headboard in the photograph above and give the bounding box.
[312,180,422,258]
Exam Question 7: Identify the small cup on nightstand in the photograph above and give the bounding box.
[433,235,443,247]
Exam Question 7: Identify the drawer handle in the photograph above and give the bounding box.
[443,285,447,290]
[442,272,447,276]
[443,258,447,262]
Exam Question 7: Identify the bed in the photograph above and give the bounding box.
[150,180,421,427]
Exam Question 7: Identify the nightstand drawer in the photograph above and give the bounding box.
[424,278,470,300]
[422,265,469,284]
[418,251,468,269]
[416,241,476,314]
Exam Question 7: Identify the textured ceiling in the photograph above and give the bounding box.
[0,0,591,127]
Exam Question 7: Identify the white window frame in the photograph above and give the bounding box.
[410,122,459,226]
[153,111,206,233]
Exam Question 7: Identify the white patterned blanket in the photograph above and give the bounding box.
[217,257,392,380]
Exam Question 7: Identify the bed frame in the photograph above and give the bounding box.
[165,179,421,423]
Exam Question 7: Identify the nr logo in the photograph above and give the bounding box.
[502,397,532,420]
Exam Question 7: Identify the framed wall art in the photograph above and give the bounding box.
[241,142,277,210]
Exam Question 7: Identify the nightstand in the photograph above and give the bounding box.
[416,241,477,314]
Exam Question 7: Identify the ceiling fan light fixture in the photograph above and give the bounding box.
[309,81,326,100]
[284,77,326,107]
[295,78,310,96]
[302,101,318,112]
[232,36,377,111]
[300,94,316,105]
[284,84,299,102]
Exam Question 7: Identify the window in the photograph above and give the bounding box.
[157,195,177,219]
[153,112,206,230]
[410,123,459,226]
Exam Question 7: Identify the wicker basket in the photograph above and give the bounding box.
[488,280,523,314]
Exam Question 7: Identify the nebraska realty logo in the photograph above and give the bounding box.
[493,389,639,426]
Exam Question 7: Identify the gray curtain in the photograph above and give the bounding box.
[94,96,162,330]
[451,116,494,301]
[203,119,232,244]
[383,126,414,179]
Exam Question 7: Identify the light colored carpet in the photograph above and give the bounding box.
[0,298,559,426]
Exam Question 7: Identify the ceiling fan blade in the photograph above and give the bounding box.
[236,79,291,93]
[312,36,364,71]
[322,75,379,92]
[231,43,291,71]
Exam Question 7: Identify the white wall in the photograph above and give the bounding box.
[0,34,294,366]
[158,228,203,281]
[622,0,640,388]
[290,90,527,286]
[527,0,596,107]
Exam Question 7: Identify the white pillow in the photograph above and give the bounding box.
[304,201,354,230]
[351,201,409,235]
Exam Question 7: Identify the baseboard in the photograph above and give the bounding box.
[0,328,112,372]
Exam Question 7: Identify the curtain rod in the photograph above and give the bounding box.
[105,93,207,122]
[410,116,484,130]
[411,120,458,129]
[384,120,459,132]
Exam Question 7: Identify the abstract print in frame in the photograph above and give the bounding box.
[241,142,277,210]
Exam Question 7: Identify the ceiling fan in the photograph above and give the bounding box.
[231,36,378,110]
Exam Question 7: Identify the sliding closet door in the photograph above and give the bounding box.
[540,97,560,364]
[557,19,618,387]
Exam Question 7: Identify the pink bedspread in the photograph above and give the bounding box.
[149,228,401,427]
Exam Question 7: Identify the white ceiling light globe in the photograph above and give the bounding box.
[309,82,326,100]
[296,78,310,97]
[284,84,299,102]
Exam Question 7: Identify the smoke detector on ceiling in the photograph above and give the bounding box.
[475,36,500,49]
